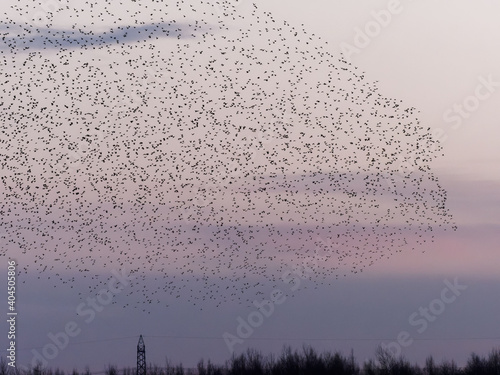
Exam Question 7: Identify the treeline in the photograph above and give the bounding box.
[3,345,500,375]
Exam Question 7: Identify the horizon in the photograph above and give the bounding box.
[5,339,500,373]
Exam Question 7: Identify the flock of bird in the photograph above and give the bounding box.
[0,0,456,310]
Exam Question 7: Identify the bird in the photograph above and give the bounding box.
[0,0,456,311]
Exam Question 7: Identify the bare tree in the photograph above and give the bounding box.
[375,345,396,375]
[105,365,118,375]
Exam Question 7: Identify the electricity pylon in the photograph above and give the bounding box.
[137,335,146,375]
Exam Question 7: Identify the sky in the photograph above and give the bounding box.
[1,0,500,372]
